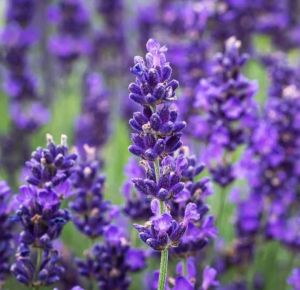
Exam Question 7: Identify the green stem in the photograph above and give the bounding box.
[159,200,164,214]
[33,247,42,290]
[153,157,169,290]
[217,186,227,230]
[182,258,187,276]
[157,248,169,290]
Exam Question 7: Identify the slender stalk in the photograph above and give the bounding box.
[33,247,42,290]
[158,248,169,290]
[216,185,227,230]
[153,158,169,289]
[182,258,187,276]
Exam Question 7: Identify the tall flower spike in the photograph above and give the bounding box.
[75,73,110,157]
[194,36,258,187]
[49,0,90,72]
[70,147,111,238]
[128,39,216,290]
[11,135,77,288]
[1,0,49,185]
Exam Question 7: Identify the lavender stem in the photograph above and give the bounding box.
[158,248,169,290]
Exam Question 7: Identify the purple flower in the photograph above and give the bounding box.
[172,257,196,290]
[201,266,219,290]
[11,135,76,287]
[10,102,50,132]
[0,181,13,283]
[288,268,300,290]
[75,73,110,156]
[25,134,77,193]
[76,225,146,290]
[70,151,111,238]
[193,37,258,186]
[11,249,65,286]
[129,39,216,256]
[50,0,90,70]
[122,158,152,220]
[261,54,300,99]
[173,277,194,290]
[125,248,147,272]
[134,203,201,251]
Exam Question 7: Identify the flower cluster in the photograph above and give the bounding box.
[11,135,77,287]
[0,0,49,184]
[50,0,90,71]
[70,149,111,239]
[75,73,110,156]
[77,225,146,290]
[2,0,49,131]
[263,54,300,99]
[0,181,13,284]
[193,36,257,186]
[128,38,217,290]
[238,86,300,259]
[94,0,127,76]
[122,157,152,221]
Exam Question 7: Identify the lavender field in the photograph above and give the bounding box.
[0,1,300,290]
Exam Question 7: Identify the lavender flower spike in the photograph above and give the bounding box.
[70,147,111,238]
[195,36,258,186]
[128,39,216,290]
[11,135,77,288]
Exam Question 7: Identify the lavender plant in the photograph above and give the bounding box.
[1,0,49,184]
[11,135,77,288]
[70,148,111,239]
[50,0,90,73]
[75,72,110,157]
[128,38,217,290]
[0,1,299,289]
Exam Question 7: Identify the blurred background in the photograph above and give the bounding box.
[1,0,300,289]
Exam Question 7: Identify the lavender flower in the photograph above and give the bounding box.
[201,266,219,290]
[76,225,146,290]
[11,135,77,288]
[288,268,300,290]
[75,73,110,156]
[261,54,300,99]
[122,157,152,221]
[128,39,184,161]
[94,0,127,75]
[0,181,13,284]
[25,134,77,191]
[50,0,90,71]
[2,1,48,128]
[128,39,216,290]
[70,149,111,238]
[194,37,258,186]
[134,203,199,251]
[1,0,49,185]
